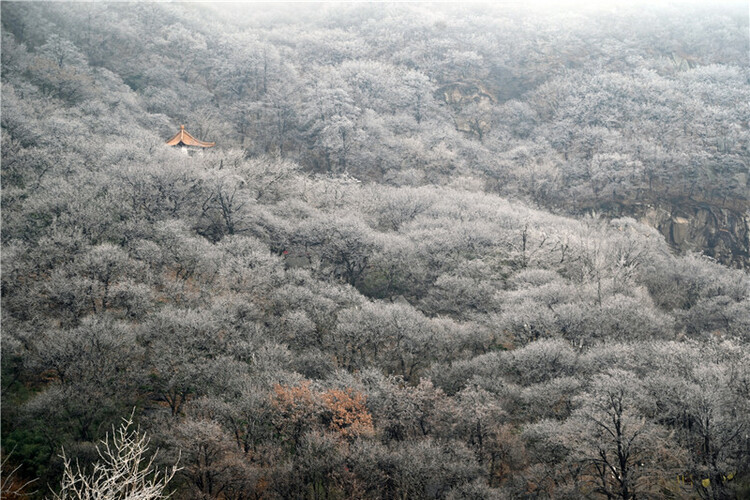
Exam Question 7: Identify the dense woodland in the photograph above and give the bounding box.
[1,2,749,499]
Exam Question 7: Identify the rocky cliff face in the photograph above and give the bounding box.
[637,202,749,269]
[438,80,750,270]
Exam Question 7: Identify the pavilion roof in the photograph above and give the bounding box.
[166,125,215,148]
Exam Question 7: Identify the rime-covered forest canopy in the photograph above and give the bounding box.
[1,2,749,499]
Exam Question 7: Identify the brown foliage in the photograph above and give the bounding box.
[321,388,374,439]
[270,381,321,446]
[270,383,375,443]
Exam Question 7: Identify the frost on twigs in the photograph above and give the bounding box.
[50,413,180,500]
[1,446,38,498]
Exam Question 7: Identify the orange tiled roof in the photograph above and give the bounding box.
[166,125,215,148]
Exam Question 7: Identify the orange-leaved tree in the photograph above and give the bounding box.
[270,381,321,448]
[321,388,374,439]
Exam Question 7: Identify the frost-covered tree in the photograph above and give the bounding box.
[51,414,179,500]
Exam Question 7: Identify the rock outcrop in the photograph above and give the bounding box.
[637,202,749,268]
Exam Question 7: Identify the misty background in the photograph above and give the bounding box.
[2,2,749,499]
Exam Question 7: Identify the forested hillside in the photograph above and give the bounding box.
[2,2,749,499]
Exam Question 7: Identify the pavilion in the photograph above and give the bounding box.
[165,125,215,151]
